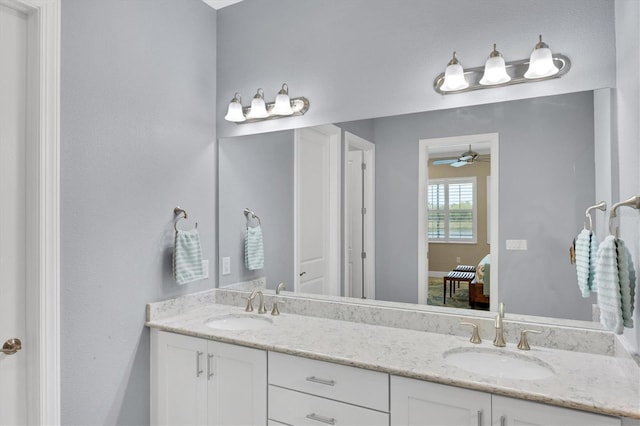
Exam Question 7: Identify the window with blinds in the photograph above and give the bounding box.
[427,177,477,243]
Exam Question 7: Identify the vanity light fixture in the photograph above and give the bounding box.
[224,93,246,122]
[479,44,511,85]
[440,52,469,92]
[434,35,570,95]
[524,35,559,79]
[224,83,310,124]
[272,83,294,115]
[246,88,269,119]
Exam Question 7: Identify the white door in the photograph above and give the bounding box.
[295,125,340,295]
[391,376,492,426]
[344,132,375,299]
[347,150,364,297]
[0,5,28,424]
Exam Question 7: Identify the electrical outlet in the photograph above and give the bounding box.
[456,256,461,263]
[202,259,209,278]
[222,257,231,276]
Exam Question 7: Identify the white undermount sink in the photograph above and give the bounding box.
[444,347,555,380]
[204,313,274,331]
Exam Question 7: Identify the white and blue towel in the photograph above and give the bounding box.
[594,235,636,334]
[173,229,204,285]
[245,225,264,270]
[575,229,598,297]
[617,239,636,328]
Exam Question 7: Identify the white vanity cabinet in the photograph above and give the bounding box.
[268,352,390,425]
[391,376,622,426]
[391,376,491,425]
[492,395,621,426]
[150,329,267,426]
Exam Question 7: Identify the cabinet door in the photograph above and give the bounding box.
[207,341,267,425]
[391,376,491,426]
[492,395,621,426]
[151,330,208,426]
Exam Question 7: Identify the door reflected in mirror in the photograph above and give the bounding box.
[421,133,497,312]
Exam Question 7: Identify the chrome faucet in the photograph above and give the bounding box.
[245,289,267,314]
[493,302,506,347]
[276,282,286,295]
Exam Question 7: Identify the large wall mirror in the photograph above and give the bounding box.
[218,90,608,324]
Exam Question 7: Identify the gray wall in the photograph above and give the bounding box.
[217,0,615,139]
[614,0,640,351]
[218,131,295,287]
[374,92,596,320]
[61,1,216,424]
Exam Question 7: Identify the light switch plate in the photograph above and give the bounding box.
[222,257,231,275]
[202,259,209,278]
[506,240,528,250]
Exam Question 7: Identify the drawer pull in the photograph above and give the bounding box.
[306,413,336,425]
[207,353,214,379]
[196,351,203,378]
[305,376,336,386]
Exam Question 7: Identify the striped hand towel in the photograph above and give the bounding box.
[617,239,636,328]
[575,229,598,297]
[173,229,204,285]
[245,225,264,271]
[595,235,623,334]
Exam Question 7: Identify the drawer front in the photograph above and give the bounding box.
[269,385,389,426]
[269,352,389,411]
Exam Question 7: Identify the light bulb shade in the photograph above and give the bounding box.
[246,89,268,119]
[524,47,559,79]
[224,95,245,122]
[440,63,469,91]
[479,55,511,85]
[273,93,294,115]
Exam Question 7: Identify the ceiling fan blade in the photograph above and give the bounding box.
[459,154,473,161]
[433,159,457,165]
[451,161,468,167]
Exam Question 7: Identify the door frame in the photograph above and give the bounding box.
[418,133,499,310]
[0,0,61,423]
[293,124,341,295]
[343,132,375,299]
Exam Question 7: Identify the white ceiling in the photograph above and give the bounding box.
[202,0,243,9]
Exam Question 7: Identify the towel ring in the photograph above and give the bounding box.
[174,206,198,232]
[244,208,262,226]
[608,196,640,237]
[584,201,606,231]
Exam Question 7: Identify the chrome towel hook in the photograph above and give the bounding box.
[584,201,606,231]
[244,208,262,226]
[174,206,197,232]
[608,196,640,237]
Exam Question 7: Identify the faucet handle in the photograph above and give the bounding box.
[460,322,482,344]
[271,298,286,316]
[245,296,254,312]
[517,329,542,350]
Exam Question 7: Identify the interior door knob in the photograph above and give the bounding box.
[1,338,22,355]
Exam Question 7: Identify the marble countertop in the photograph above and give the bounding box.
[146,301,640,419]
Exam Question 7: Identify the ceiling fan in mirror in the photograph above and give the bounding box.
[432,144,489,167]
